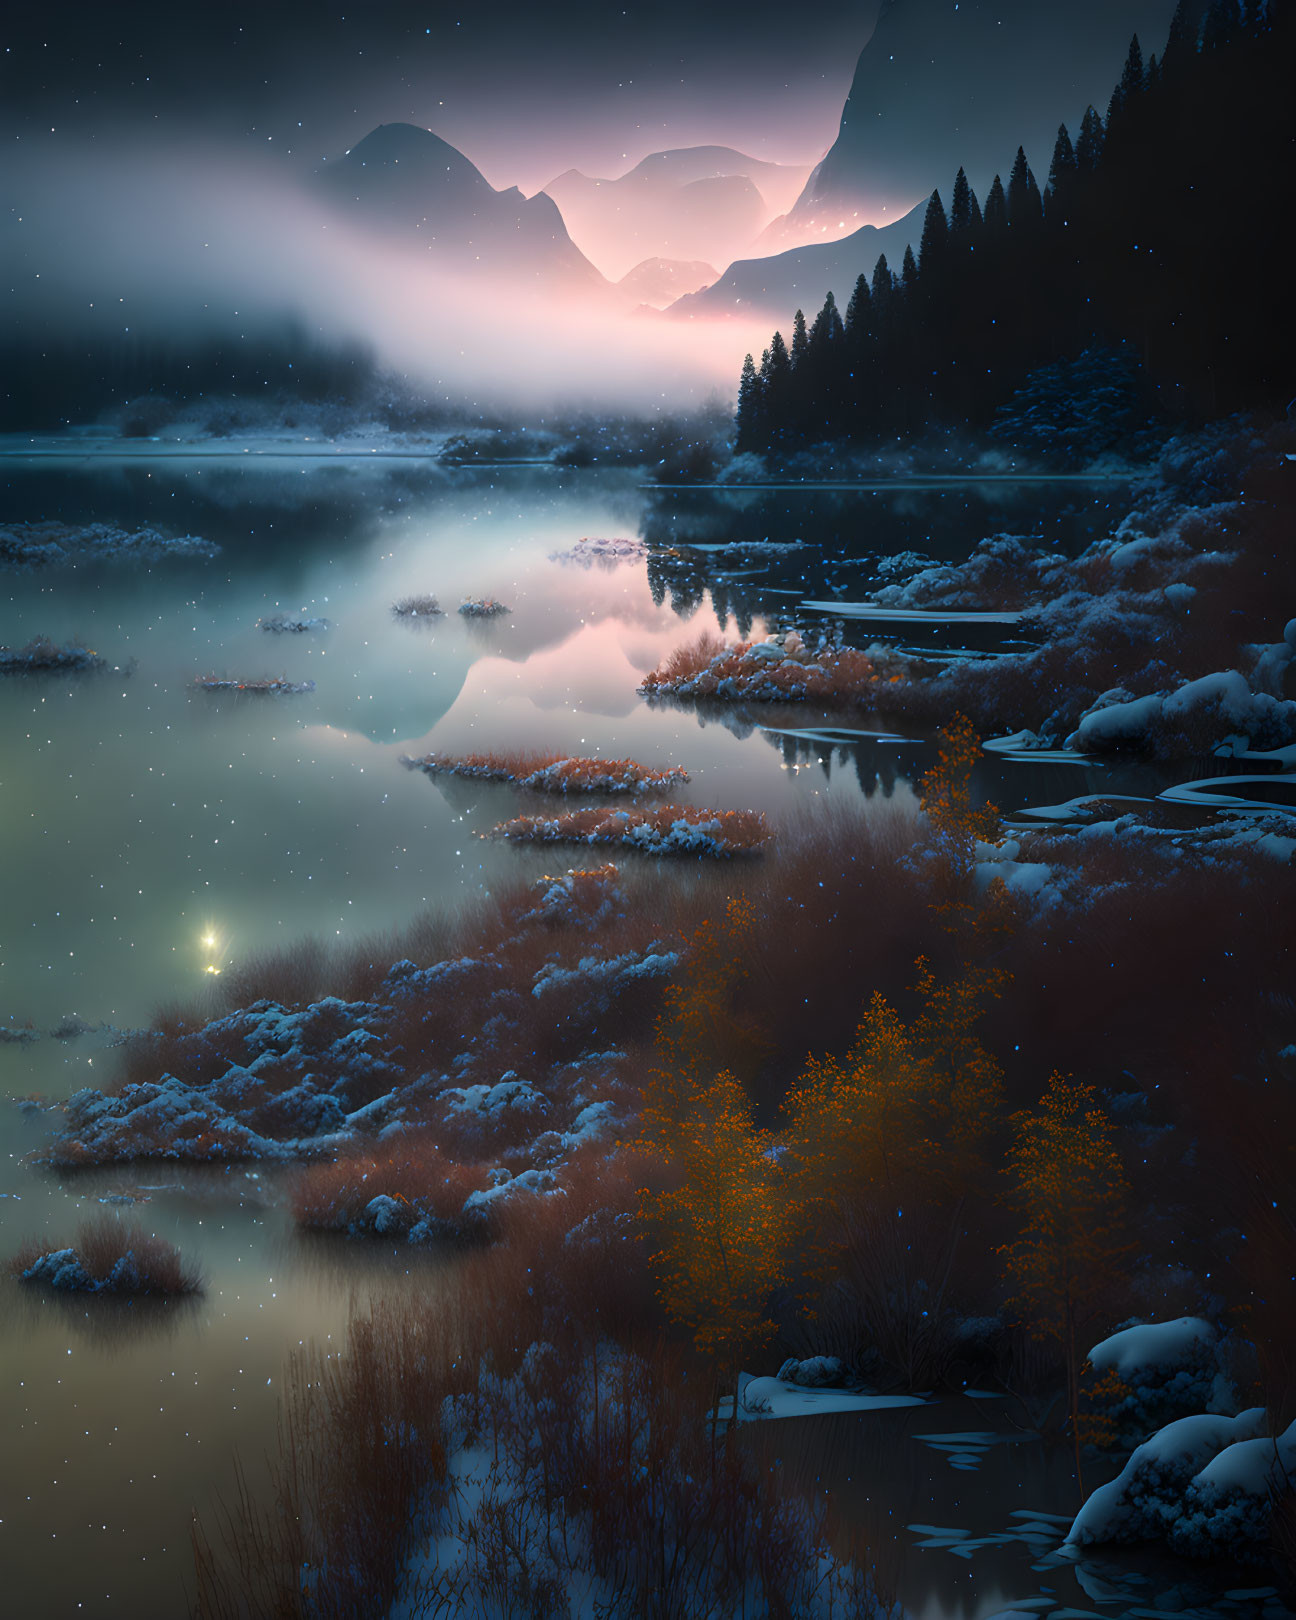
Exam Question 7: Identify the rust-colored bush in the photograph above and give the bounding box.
[289,1139,492,1238]
[10,1215,202,1294]
[403,749,689,795]
[490,803,771,856]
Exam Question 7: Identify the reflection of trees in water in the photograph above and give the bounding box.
[765,729,912,801]
[643,483,1101,557]
[645,696,924,802]
[7,1284,202,1355]
[646,548,817,633]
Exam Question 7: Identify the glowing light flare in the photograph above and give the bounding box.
[198,921,232,978]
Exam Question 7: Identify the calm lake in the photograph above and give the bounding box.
[1,450,1236,1619]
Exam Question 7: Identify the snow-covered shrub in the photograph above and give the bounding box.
[990,346,1146,468]
[1,520,218,570]
[639,626,890,707]
[11,1216,201,1295]
[1070,670,1296,757]
[1085,1317,1240,1440]
[403,749,688,795]
[491,804,771,857]
[290,1141,492,1241]
[1170,1423,1296,1561]
[1066,1407,1269,1550]
[0,636,110,675]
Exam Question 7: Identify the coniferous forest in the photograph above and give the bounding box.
[737,0,1295,454]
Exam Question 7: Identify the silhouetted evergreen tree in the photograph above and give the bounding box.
[1164,0,1205,62]
[808,290,845,354]
[1201,0,1242,50]
[1007,147,1043,231]
[949,167,982,236]
[790,309,809,370]
[1045,125,1078,221]
[918,190,950,278]
[735,353,760,451]
[732,2,1292,452]
[1075,106,1106,174]
[1108,34,1146,124]
[982,174,1009,238]
[900,244,919,298]
[844,273,872,342]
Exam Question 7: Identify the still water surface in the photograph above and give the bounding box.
[0,454,1205,1618]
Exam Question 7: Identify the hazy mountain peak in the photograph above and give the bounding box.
[790,0,1177,226]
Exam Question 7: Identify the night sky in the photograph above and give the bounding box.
[1,2,885,189]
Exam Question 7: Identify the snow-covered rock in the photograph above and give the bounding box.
[1065,1407,1270,1552]
[1169,1420,1296,1561]
[776,1355,847,1388]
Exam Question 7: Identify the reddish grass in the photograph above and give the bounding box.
[193,1292,459,1620]
[490,804,771,856]
[194,1173,887,1620]
[639,627,888,707]
[402,749,689,794]
[289,1138,493,1238]
[10,1215,202,1294]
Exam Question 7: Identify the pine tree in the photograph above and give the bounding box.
[1000,1074,1132,1489]
[1119,34,1147,102]
[1007,147,1043,230]
[735,353,759,451]
[1164,0,1204,63]
[918,189,950,276]
[1075,106,1105,174]
[949,167,981,237]
[982,173,1009,238]
[766,330,790,387]
[790,308,809,370]
[871,253,895,305]
[900,243,919,298]
[808,289,844,354]
[1201,0,1242,50]
[1045,125,1077,221]
[763,331,791,439]
[844,272,872,341]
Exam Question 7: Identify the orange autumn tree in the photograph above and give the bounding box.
[918,711,1004,930]
[783,959,1007,1385]
[644,1070,797,1409]
[640,895,770,1144]
[999,1073,1132,1490]
[638,897,790,1408]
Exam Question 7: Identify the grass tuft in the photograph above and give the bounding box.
[490,804,771,857]
[10,1215,202,1294]
[403,749,689,795]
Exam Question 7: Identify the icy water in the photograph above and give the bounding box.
[0,449,1243,1619]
